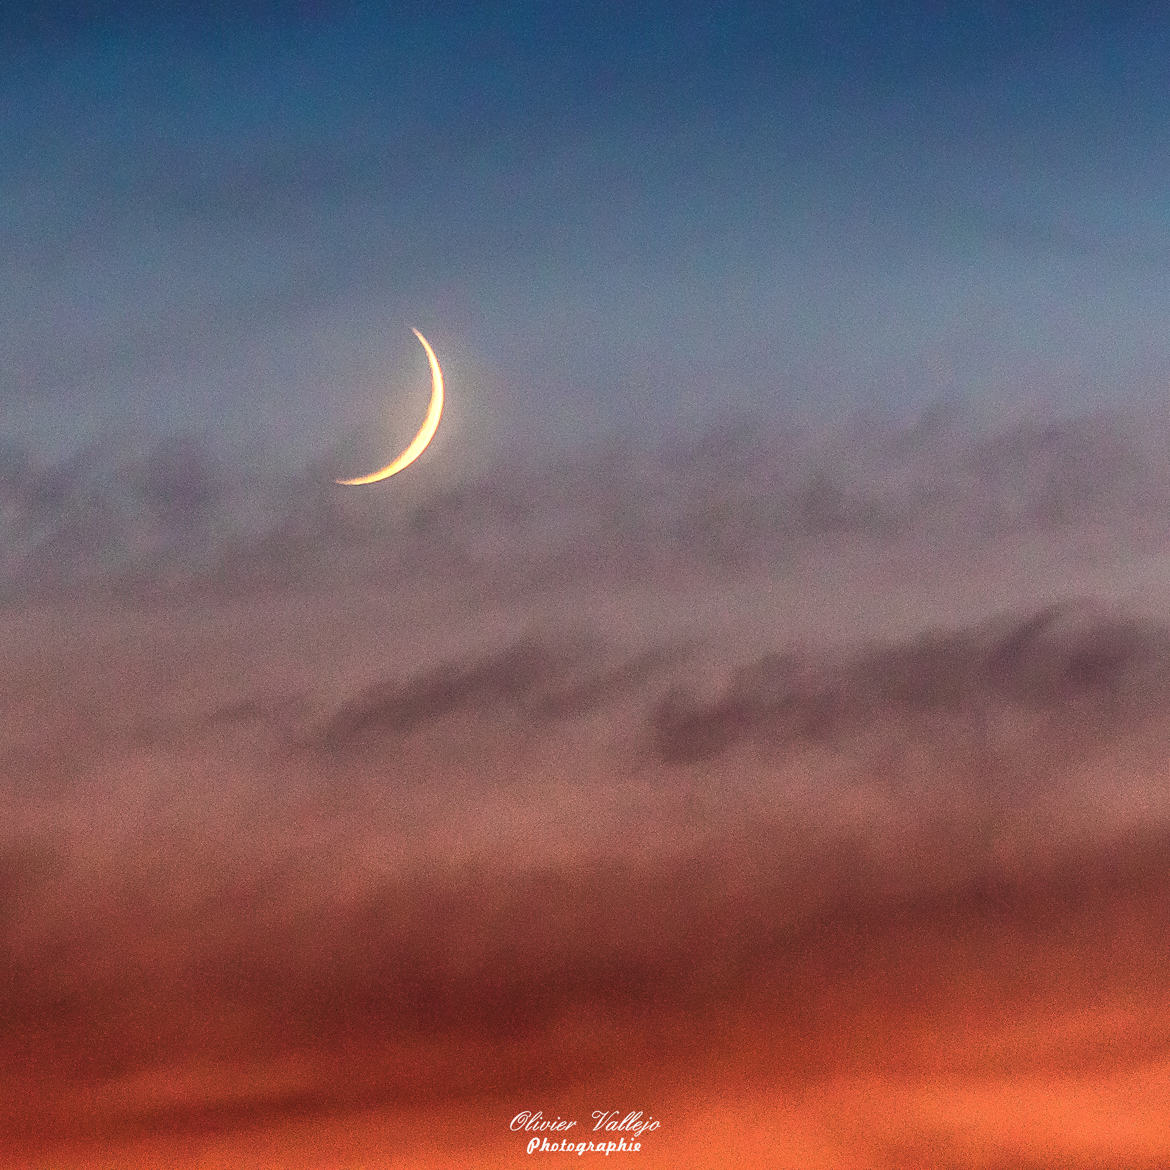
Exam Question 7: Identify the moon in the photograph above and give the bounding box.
[335,328,445,486]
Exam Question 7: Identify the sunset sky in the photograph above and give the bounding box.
[6,4,1170,1169]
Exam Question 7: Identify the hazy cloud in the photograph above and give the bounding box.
[3,404,1170,603]
[651,602,1170,763]
[318,635,679,750]
[8,413,1170,1166]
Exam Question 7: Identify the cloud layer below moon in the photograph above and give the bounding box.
[6,406,1170,1167]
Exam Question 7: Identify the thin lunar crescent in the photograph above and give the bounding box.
[335,328,445,485]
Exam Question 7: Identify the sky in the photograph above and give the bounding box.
[6,2,1170,458]
[10,5,1170,1170]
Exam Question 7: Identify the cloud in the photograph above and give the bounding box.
[8,413,1170,1165]
[316,634,679,750]
[650,601,1170,763]
[7,403,1170,602]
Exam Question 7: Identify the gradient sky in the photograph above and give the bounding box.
[6,2,1170,458]
[14,8,1170,1168]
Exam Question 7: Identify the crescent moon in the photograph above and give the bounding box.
[335,328,445,485]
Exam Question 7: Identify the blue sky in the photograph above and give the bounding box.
[5,2,1170,455]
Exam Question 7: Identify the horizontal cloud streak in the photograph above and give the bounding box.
[2,404,1170,602]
